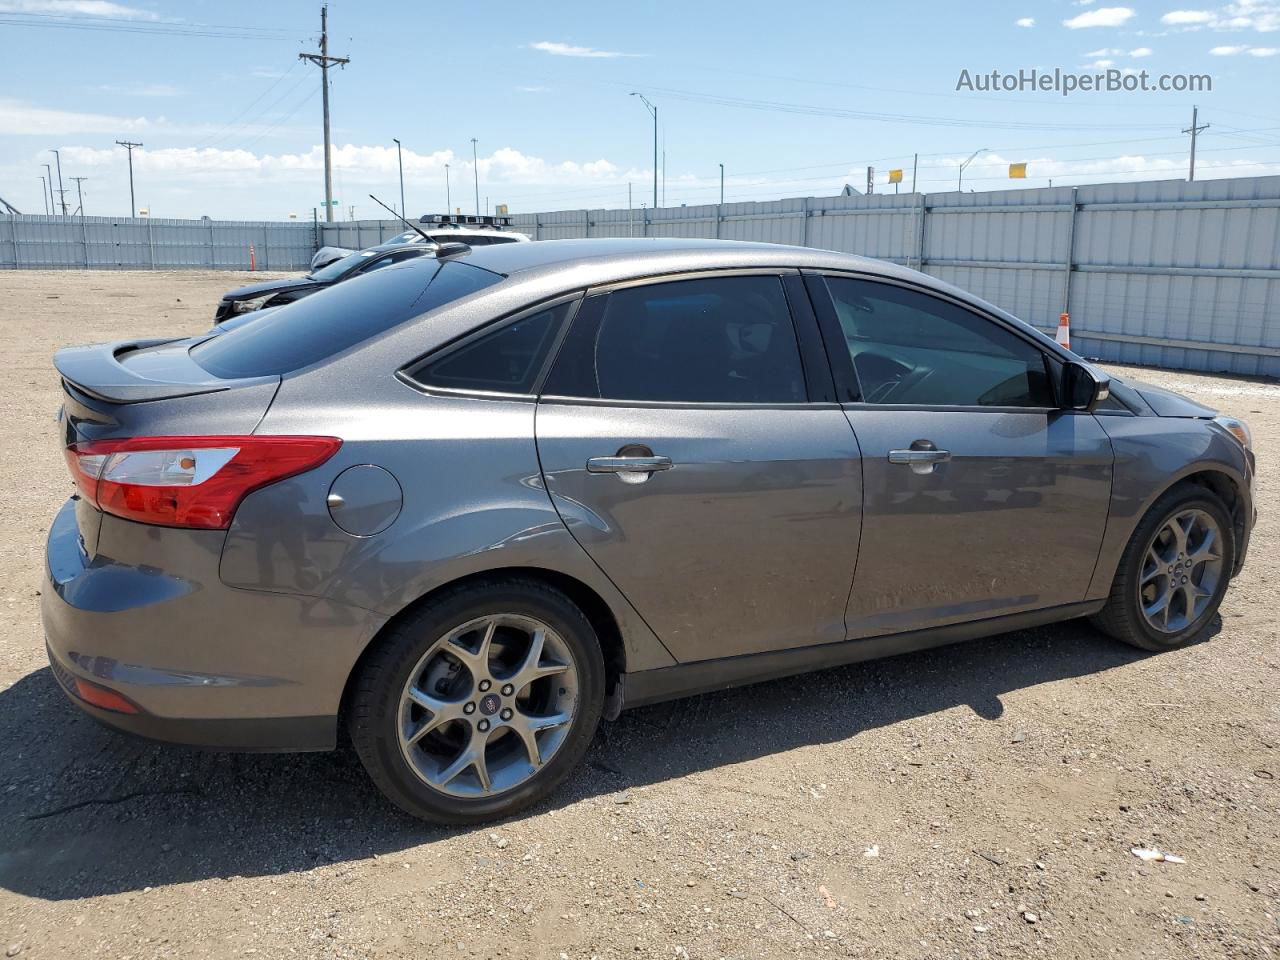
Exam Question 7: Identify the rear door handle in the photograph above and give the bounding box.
[586,455,673,475]
[888,445,951,475]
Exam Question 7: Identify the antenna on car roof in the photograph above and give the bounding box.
[367,193,433,244]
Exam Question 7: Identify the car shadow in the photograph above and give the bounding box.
[0,618,1200,901]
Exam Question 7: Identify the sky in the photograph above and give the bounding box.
[1,0,1279,220]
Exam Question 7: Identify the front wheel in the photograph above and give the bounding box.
[1091,483,1235,651]
[348,579,605,824]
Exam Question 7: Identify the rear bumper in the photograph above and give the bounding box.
[41,498,387,752]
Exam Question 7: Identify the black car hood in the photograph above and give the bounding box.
[221,275,324,301]
[1124,378,1218,418]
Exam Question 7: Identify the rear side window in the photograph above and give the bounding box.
[191,259,502,378]
[407,300,573,394]
[543,275,806,404]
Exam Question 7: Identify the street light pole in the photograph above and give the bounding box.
[958,147,988,192]
[50,149,68,215]
[393,138,405,217]
[444,163,451,213]
[41,163,55,213]
[630,93,658,209]
[470,138,480,216]
[39,176,49,215]
[719,163,724,205]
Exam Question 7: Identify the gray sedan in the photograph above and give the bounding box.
[43,238,1255,823]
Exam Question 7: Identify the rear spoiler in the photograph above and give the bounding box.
[54,339,273,404]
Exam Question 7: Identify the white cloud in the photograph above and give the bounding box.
[1016,17,1035,27]
[529,40,643,58]
[1250,44,1279,51]
[1161,9,1215,23]
[0,97,302,139]
[0,98,151,135]
[1063,6,1136,27]
[1161,3,1280,31]
[517,85,550,93]
[1086,58,1116,66]
[0,0,157,17]
[1129,45,1154,54]
[1210,42,1250,50]
[1085,46,1123,54]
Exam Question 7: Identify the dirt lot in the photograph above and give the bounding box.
[0,269,1276,960]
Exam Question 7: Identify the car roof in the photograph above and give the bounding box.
[455,237,922,289]
[440,238,1058,351]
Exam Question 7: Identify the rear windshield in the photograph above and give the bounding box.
[191,259,503,379]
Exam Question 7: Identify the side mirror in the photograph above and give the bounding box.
[1062,361,1111,413]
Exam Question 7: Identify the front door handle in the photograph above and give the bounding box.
[586,455,673,475]
[888,441,951,475]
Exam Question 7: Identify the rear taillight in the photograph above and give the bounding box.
[64,435,341,530]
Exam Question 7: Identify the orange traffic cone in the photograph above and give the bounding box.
[1055,312,1071,351]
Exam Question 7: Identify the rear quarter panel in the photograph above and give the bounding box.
[221,377,676,673]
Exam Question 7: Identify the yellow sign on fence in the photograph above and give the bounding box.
[1009,163,1028,179]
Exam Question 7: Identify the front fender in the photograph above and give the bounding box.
[1086,415,1252,600]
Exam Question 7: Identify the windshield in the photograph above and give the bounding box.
[192,259,504,378]
[307,249,379,281]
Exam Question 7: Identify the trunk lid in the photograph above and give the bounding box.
[54,338,281,557]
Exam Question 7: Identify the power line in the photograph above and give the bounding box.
[0,13,290,40]
[190,61,304,150]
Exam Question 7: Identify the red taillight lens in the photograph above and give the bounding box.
[64,435,341,530]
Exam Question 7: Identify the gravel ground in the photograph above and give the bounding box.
[0,269,1277,960]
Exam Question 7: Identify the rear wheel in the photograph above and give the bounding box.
[1092,483,1234,651]
[349,579,604,824]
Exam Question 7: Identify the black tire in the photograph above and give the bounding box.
[1091,482,1235,651]
[348,578,605,824]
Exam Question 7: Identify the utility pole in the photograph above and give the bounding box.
[444,163,451,213]
[115,140,142,216]
[1183,104,1209,182]
[630,93,658,209]
[39,176,49,215]
[299,4,349,223]
[41,163,55,212]
[719,163,724,205]
[71,177,88,216]
[911,153,918,194]
[470,138,479,215]
[393,138,405,218]
[50,149,68,215]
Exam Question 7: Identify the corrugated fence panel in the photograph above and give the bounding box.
[5,176,1280,375]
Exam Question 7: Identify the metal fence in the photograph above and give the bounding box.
[0,215,315,272]
[4,175,1279,377]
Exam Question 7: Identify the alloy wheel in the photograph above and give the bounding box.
[1138,508,1224,635]
[397,614,579,798]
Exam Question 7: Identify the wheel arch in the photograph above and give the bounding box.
[338,566,629,727]
[1088,459,1249,601]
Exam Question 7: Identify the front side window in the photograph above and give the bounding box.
[824,276,1053,407]
[544,275,806,404]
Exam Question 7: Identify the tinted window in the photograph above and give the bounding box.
[545,276,806,404]
[191,260,502,378]
[408,301,572,394]
[308,249,377,281]
[355,248,428,274]
[825,277,1052,407]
